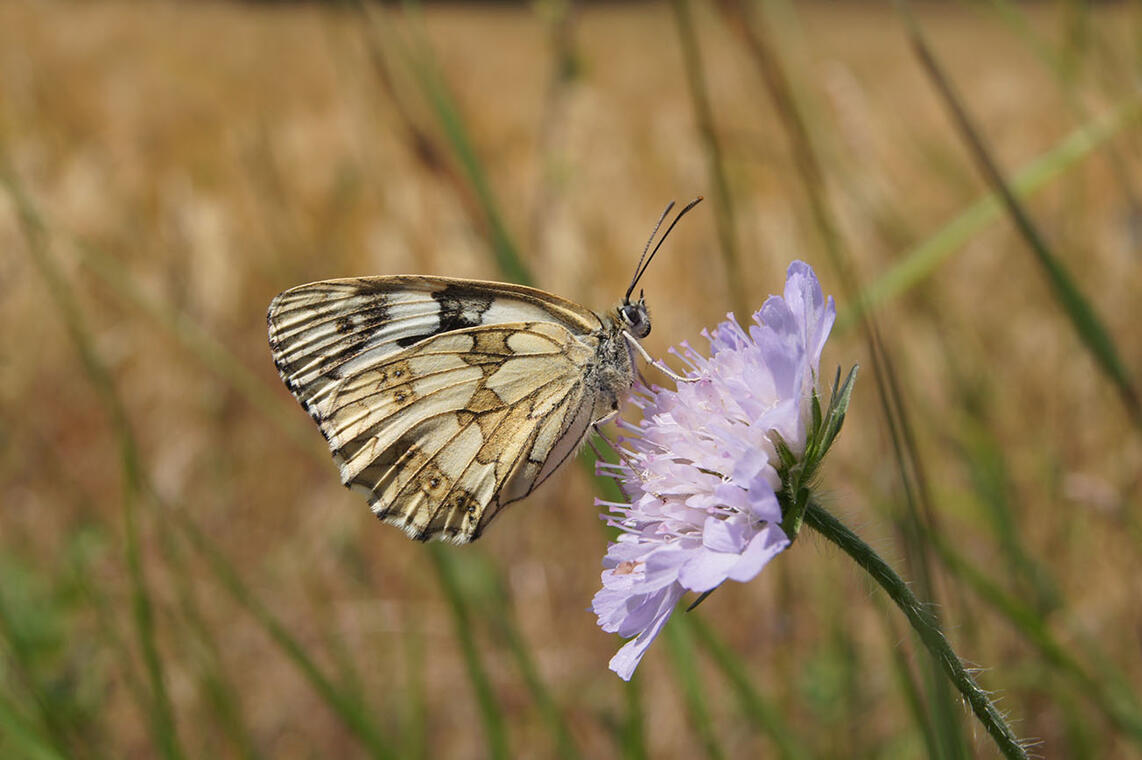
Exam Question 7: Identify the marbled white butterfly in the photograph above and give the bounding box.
[267,199,700,543]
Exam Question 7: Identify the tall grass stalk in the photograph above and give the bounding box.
[0,694,67,760]
[366,0,534,286]
[899,2,1142,427]
[427,546,510,760]
[4,172,187,760]
[398,616,429,760]
[933,536,1142,746]
[485,573,583,760]
[157,520,262,760]
[527,0,580,255]
[58,520,158,758]
[4,171,400,760]
[663,619,727,760]
[840,92,1142,331]
[872,597,945,759]
[175,512,397,760]
[948,381,1061,615]
[619,678,648,760]
[0,586,74,759]
[983,0,1142,216]
[672,0,748,317]
[716,0,842,275]
[687,616,811,760]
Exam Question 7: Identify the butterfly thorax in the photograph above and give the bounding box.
[585,312,642,423]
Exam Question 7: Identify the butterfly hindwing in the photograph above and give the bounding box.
[268,277,622,544]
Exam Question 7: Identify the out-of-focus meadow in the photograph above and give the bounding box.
[2,0,1141,757]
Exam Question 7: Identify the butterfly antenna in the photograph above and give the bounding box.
[625,196,704,302]
[626,201,675,303]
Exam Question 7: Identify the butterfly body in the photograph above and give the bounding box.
[268,276,644,544]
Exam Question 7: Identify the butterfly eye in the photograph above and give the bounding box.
[620,304,651,339]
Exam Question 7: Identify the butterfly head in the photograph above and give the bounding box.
[618,290,651,339]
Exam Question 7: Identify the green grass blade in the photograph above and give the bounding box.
[871,596,942,759]
[485,575,581,760]
[409,64,532,286]
[427,545,510,760]
[716,0,846,277]
[688,615,811,760]
[381,0,533,286]
[898,5,1142,426]
[841,92,1142,332]
[932,536,1142,746]
[672,0,747,316]
[664,617,726,760]
[0,574,75,759]
[158,526,262,760]
[61,528,158,759]
[982,0,1142,211]
[953,416,1061,614]
[0,692,68,760]
[3,171,186,760]
[861,338,967,757]
[618,677,648,760]
[526,0,581,254]
[175,512,397,760]
[399,617,429,760]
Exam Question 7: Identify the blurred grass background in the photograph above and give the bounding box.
[2,0,1141,757]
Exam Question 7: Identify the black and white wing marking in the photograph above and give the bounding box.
[267,276,619,544]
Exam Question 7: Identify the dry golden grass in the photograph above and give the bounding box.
[2,1,1141,758]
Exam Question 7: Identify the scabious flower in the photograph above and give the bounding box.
[593,261,837,680]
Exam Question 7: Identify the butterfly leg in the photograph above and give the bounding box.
[622,331,698,384]
[590,423,647,477]
[586,433,611,467]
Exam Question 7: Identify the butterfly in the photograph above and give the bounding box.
[267,199,701,544]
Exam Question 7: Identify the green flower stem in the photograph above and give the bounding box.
[804,501,1027,760]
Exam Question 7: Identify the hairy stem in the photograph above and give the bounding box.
[804,501,1027,760]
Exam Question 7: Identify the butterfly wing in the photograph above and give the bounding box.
[267,277,610,543]
[268,276,601,408]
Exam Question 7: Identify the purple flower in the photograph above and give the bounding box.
[593,261,836,680]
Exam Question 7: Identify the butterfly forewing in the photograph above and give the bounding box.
[268,276,627,544]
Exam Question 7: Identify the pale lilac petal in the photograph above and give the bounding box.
[592,587,637,633]
[641,546,690,588]
[746,484,782,523]
[726,526,790,583]
[608,584,685,681]
[678,548,739,592]
[611,592,671,638]
[702,515,744,553]
[783,260,836,372]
